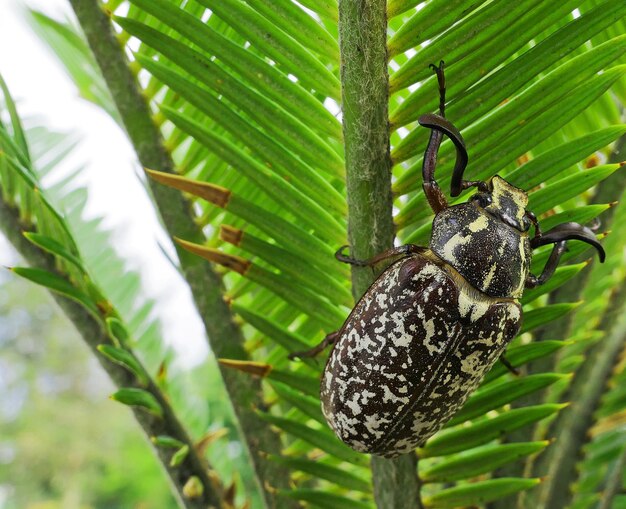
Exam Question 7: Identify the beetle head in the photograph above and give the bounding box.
[471,176,530,232]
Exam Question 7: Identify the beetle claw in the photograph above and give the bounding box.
[499,355,521,376]
[288,331,339,360]
[335,245,368,266]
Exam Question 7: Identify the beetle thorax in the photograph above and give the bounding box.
[429,199,531,299]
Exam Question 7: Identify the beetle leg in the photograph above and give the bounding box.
[421,128,449,214]
[530,221,605,260]
[530,223,606,262]
[460,180,489,192]
[288,330,339,360]
[499,354,521,376]
[420,114,470,200]
[418,62,470,204]
[527,221,605,287]
[526,241,567,288]
[335,244,425,267]
[419,62,448,214]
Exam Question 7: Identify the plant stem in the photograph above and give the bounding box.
[0,196,222,509]
[537,283,626,509]
[67,1,295,507]
[372,454,422,509]
[338,0,421,506]
[598,444,626,509]
[340,0,394,275]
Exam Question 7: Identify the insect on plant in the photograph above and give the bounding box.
[290,62,606,458]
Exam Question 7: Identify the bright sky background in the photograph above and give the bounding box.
[0,0,209,365]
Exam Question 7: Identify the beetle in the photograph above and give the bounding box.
[290,62,605,458]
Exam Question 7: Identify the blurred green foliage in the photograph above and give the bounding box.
[0,241,177,509]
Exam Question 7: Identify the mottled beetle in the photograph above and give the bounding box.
[291,62,606,458]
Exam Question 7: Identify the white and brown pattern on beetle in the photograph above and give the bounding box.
[321,251,521,457]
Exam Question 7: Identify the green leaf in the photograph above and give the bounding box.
[270,455,371,492]
[105,317,131,347]
[152,435,185,449]
[421,441,548,483]
[259,413,367,466]
[241,263,345,330]
[115,16,344,175]
[423,478,541,508]
[392,4,626,154]
[223,192,343,274]
[194,0,341,99]
[231,303,315,354]
[389,0,483,56]
[0,72,30,162]
[0,153,77,251]
[160,106,345,243]
[175,240,344,330]
[422,404,566,457]
[97,344,149,386]
[394,41,626,199]
[266,369,320,399]
[169,444,189,467]
[483,341,568,384]
[243,0,339,62]
[280,489,372,509]
[26,10,119,123]
[522,263,588,305]
[391,0,543,92]
[388,0,419,19]
[506,126,626,190]
[400,68,626,236]
[538,204,613,233]
[111,388,164,418]
[23,231,85,273]
[448,374,569,425]
[528,165,621,216]
[135,55,346,218]
[221,226,352,305]
[146,170,343,274]
[294,0,337,22]
[271,382,325,425]
[520,303,581,334]
[125,0,340,138]
[9,266,101,319]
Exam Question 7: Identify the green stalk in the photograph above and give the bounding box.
[597,445,626,509]
[535,284,626,508]
[67,1,295,507]
[338,0,421,506]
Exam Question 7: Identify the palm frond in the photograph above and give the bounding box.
[21,1,626,507]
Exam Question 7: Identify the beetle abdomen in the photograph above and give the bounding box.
[321,252,521,457]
